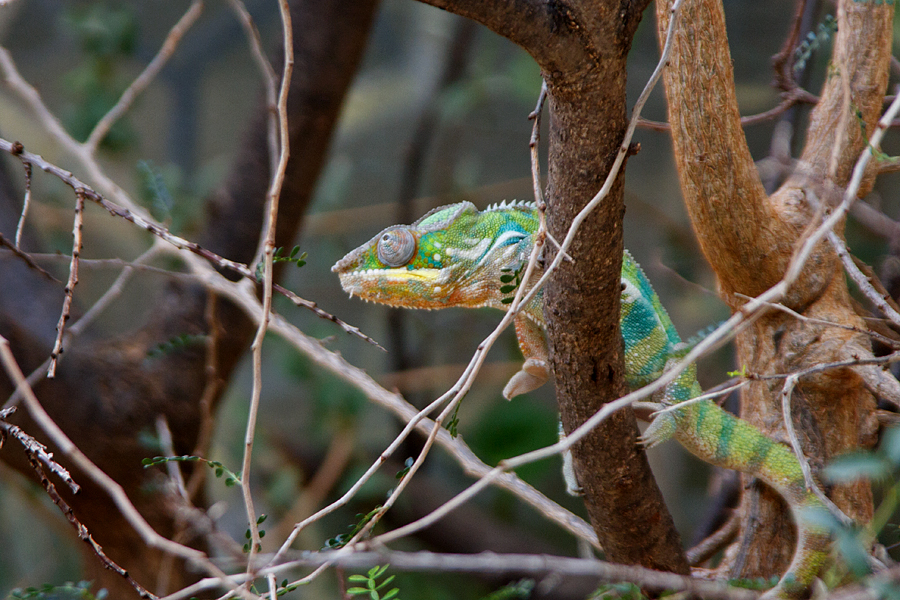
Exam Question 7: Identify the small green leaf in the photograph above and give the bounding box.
[834,527,872,578]
[881,426,900,466]
[347,588,368,596]
[347,575,369,582]
[257,514,268,524]
[824,453,890,483]
[371,564,390,578]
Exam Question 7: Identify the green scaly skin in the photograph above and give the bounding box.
[333,200,831,598]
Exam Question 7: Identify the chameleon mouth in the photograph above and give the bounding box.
[336,267,444,292]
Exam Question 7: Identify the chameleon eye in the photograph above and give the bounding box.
[377,228,416,267]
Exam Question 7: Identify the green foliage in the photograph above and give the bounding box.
[347,565,400,600]
[793,14,837,73]
[242,513,268,554]
[135,159,185,226]
[8,581,106,600]
[324,506,383,549]
[62,4,137,149]
[255,246,307,281]
[145,333,207,359]
[819,425,900,583]
[446,402,461,438]
[727,365,748,378]
[588,582,647,600]
[395,457,414,481]
[273,578,307,597]
[499,262,526,305]
[141,455,240,487]
[478,579,534,599]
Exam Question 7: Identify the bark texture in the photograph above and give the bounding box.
[419,0,690,575]
[0,0,379,595]
[655,0,891,581]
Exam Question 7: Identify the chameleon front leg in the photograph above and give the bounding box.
[502,312,551,400]
[505,311,584,495]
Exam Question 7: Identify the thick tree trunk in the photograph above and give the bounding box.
[0,0,379,595]
[655,0,891,580]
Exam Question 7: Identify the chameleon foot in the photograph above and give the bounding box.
[503,358,549,399]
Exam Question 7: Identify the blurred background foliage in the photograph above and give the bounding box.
[1,1,899,598]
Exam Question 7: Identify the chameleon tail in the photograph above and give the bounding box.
[670,400,831,599]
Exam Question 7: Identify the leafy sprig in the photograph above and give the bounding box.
[255,246,307,281]
[347,565,400,600]
[793,14,837,73]
[324,505,383,549]
[141,455,240,487]
[146,333,207,358]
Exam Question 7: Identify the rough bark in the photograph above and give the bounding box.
[0,0,379,595]
[655,0,891,581]
[418,0,690,575]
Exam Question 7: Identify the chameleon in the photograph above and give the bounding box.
[332,200,831,598]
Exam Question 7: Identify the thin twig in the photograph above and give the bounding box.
[734,292,900,350]
[160,550,760,600]
[0,47,147,216]
[241,0,294,582]
[0,408,79,493]
[0,232,60,282]
[15,160,32,248]
[156,416,188,500]
[637,88,820,132]
[186,293,222,501]
[3,243,165,410]
[84,0,203,153]
[0,333,257,598]
[48,190,84,378]
[829,229,900,328]
[528,80,548,210]
[226,0,279,177]
[25,451,157,599]
[0,137,380,348]
[779,374,852,525]
[686,511,740,566]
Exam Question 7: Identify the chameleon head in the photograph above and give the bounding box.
[332,201,536,310]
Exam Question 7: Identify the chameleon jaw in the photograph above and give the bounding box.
[334,265,456,308]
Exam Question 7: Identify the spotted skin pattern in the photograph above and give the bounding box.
[333,201,831,598]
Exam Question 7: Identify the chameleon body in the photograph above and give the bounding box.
[333,200,830,598]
